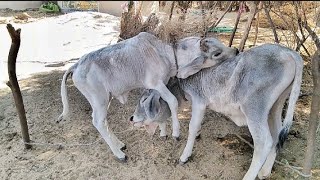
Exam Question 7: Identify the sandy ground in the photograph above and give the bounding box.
[0,10,120,88]
[0,10,319,180]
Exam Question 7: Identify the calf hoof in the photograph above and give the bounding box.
[173,136,180,141]
[120,144,127,151]
[195,134,201,140]
[160,135,168,141]
[116,155,128,163]
[258,174,270,180]
[258,170,271,180]
[56,115,63,123]
[179,159,189,165]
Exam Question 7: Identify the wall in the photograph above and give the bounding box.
[98,1,160,17]
[0,1,42,10]
[98,1,125,17]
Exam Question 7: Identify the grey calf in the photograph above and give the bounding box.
[131,44,303,179]
[58,32,238,161]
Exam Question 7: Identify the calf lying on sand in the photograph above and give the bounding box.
[131,43,303,179]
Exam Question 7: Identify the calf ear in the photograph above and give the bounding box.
[176,56,206,79]
[143,91,161,119]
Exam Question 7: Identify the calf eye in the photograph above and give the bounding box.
[214,52,222,57]
[140,97,148,103]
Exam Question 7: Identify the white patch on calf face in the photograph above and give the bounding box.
[133,121,144,128]
[143,121,159,135]
[201,38,238,63]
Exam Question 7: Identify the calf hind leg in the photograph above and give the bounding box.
[242,107,273,180]
[258,88,291,179]
[76,83,127,161]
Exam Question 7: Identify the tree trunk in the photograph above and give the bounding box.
[263,2,279,43]
[302,50,320,176]
[229,1,243,47]
[238,1,259,51]
[6,24,31,149]
[302,18,320,175]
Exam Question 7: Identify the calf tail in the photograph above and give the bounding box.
[277,52,303,149]
[57,63,78,122]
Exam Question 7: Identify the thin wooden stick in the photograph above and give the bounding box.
[238,1,259,51]
[271,8,311,57]
[210,1,233,29]
[6,24,31,149]
[253,1,262,46]
[169,1,175,21]
[200,1,207,37]
[262,2,279,43]
[229,1,243,47]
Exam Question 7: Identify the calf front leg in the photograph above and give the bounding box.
[180,101,206,163]
[91,103,127,161]
[159,122,168,140]
[154,82,180,139]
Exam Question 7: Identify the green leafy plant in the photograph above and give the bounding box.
[39,2,60,13]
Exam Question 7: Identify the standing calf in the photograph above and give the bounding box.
[131,44,303,179]
[58,32,238,161]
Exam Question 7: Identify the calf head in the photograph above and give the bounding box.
[130,89,171,135]
[176,37,239,79]
[129,77,186,135]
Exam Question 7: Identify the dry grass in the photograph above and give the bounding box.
[257,2,319,31]
[120,7,218,43]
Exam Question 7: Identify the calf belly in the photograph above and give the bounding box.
[208,103,247,127]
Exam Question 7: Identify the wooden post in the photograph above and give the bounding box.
[6,24,31,149]
[238,1,259,51]
[302,50,320,176]
[229,1,243,47]
[200,1,207,37]
[302,19,320,175]
[253,1,262,46]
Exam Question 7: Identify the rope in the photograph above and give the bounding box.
[20,127,140,148]
[172,42,188,102]
[20,97,140,149]
[21,137,103,148]
[234,133,312,178]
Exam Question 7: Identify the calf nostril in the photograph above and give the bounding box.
[129,116,134,122]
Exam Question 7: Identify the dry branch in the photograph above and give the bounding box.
[304,22,320,50]
[302,50,320,176]
[263,2,279,43]
[6,24,31,149]
[275,10,311,56]
[210,1,233,29]
[229,1,243,47]
[199,1,207,37]
[302,17,320,175]
[238,1,259,51]
[253,2,262,46]
[169,1,175,21]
